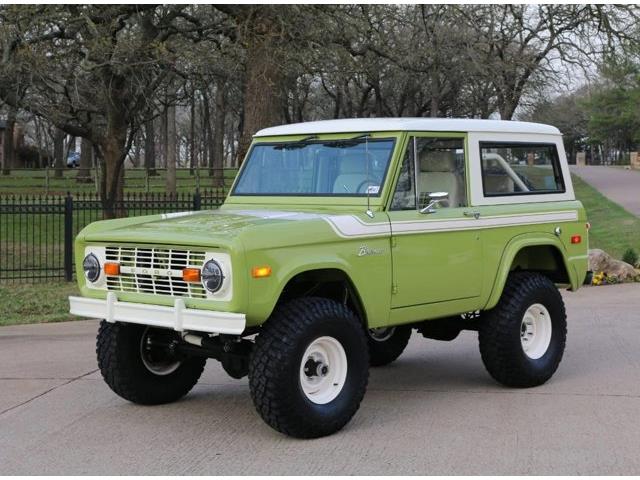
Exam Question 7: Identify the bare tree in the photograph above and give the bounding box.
[166,89,177,195]
[0,5,229,216]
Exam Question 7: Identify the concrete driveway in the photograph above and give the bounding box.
[1,284,640,475]
[571,165,640,217]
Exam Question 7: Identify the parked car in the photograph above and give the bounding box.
[69,118,589,438]
[67,151,80,168]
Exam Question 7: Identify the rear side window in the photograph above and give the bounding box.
[480,142,565,196]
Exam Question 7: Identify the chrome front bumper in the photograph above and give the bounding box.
[69,293,246,335]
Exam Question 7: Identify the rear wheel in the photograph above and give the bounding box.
[478,272,567,388]
[97,321,206,405]
[367,325,411,366]
[249,297,369,438]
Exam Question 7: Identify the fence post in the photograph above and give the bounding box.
[64,193,73,281]
[193,190,201,211]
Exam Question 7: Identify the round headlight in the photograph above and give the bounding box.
[201,260,224,293]
[83,253,101,283]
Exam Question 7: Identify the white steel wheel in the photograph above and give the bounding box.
[139,327,182,376]
[299,336,348,405]
[520,303,552,360]
[368,327,395,342]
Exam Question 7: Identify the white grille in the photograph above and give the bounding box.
[105,246,207,299]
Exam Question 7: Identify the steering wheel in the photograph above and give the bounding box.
[356,177,381,194]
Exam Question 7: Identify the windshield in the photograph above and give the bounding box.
[232,138,395,196]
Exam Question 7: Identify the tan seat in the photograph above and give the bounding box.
[332,156,368,194]
[417,151,465,207]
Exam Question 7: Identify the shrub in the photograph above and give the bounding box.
[622,248,639,267]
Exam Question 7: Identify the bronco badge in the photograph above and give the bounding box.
[357,245,384,257]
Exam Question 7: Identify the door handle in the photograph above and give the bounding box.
[463,211,481,220]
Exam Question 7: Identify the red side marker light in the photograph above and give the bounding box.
[571,235,582,244]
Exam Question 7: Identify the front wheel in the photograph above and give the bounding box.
[97,321,206,405]
[249,297,369,438]
[478,272,567,388]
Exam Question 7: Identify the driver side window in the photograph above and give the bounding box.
[391,137,467,210]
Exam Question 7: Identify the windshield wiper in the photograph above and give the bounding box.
[273,135,318,150]
[322,133,371,148]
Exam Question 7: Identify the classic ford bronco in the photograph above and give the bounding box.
[69,118,588,438]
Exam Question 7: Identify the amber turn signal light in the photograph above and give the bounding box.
[251,266,272,278]
[182,268,201,283]
[104,262,120,276]
[570,235,582,244]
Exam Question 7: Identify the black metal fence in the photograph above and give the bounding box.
[0,189,225,282]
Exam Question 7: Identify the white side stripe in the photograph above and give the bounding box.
[392,211,578,234]
[324,215,390,238]
[323,211,579,238]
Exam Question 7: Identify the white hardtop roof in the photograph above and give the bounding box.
[254,117,560,137]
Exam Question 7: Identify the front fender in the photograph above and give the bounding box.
[484,232,577,310]
[243,238,392,328]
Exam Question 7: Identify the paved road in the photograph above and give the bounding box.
[2,284,640,475]
[571,165,640,216]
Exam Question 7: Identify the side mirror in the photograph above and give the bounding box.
[419,192,449,214]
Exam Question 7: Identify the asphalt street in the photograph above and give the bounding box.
[571,165,640,217]
[1,284,639,475]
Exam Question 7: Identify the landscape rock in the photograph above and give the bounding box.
[588,248,638,282]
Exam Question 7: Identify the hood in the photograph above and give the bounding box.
[81,208,332,248]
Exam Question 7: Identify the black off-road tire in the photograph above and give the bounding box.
[97,321,206,405]
[248,297,369,438]
[367,325,412,366]
[478,272,567,388]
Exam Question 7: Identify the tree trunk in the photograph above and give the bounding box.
[202,89,215,177]
[76,137,93,183]
[100,138,126,219]
[166,102,177,196]
[144,118,156,175]
[499,102,516,120]
[160,106,168,168]
[130,132,141,167]
[99,108,129,219]
[1,108,15,175]
[212,83,226,187]
[189,89,196,174]
[53,129,65,178]
[237,17,284,163]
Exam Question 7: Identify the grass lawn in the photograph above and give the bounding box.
[572,174,640,259]
[0,167,238,195]
[0,281,80,326]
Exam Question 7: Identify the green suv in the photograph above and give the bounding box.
[70,118,589,438]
